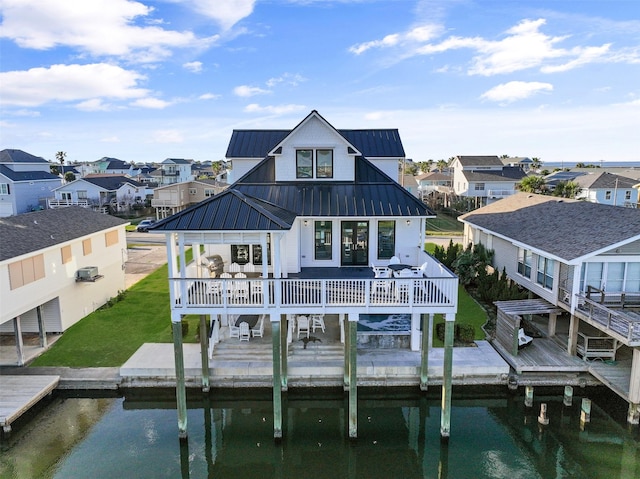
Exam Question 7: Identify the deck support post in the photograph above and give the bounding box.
[13,316,24,366]
[567,314,579,356]
[525,386,534,407]
[280,314,288,391]
[348,313,358,439]
[199,315,210,392]
[538,403,549,425]
[343,316,350,389]
[627,403,639,425]
[440,314,454,441]
[172,314,188,439]
[580,398,591,425]
[563,386,573,407]
[420,314,429,391]
[548,313,557,337]
[36,306,47,348]
[272,318,282,440]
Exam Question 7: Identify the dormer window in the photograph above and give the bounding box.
[296,149,333,179]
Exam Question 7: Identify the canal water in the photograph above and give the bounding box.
[1,387,638,479]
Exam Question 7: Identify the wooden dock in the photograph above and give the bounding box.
[0,375,59,434]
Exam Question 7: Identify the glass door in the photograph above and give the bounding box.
[341,221,369,266]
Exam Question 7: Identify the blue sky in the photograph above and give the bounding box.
[1,0,639,166]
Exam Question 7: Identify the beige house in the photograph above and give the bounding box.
[0,208,128,365]
[152,179,227,219]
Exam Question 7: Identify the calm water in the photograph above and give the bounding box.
[1,387,638,479]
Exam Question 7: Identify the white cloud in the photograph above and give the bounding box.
[198,93,220,100]
[100,136,121,143]
[131,97,173,109]
[0,0,218,63]
[183,61,203,73]
[150,129,184,143]
[0,63,149,107]
[185,0,256,30]
[233,85,270,97]
[76,99,113,112]
[481,81,553,103]
[244,104,306,115]
[266,73,307,88]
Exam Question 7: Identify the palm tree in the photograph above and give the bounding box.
[553,180,581,198]
[436,159,448,173]
[517,175,547,194]
[531,157,542,171]
[56,151,66,165]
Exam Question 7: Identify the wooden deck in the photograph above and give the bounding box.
[492,335,589,375]
[0,375,59,433]
[588,356,633,402]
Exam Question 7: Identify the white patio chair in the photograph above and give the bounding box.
[252,315,265,338]
[410,262,428,277]
[297,315,310,339]
[229,316,240,338]
[229,262,241,274]
[372,265,391,278]
[310,314,325,333]
[234,279,249,303]
[239,322,250,341]
[518,328,533,349]
[243,263,256,274]
[389,256,401,265]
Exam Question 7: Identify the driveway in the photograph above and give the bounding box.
[125,245,167,288]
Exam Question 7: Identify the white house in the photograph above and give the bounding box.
[50,175,148,212]
[0,207,128,365]
[574,171,638,207]
[150,110,460,439]
[459,193,640,424]
[0,149,62,217]
[450,155,527,208]
[151,159,194,185]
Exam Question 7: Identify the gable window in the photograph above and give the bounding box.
[536,256,554,289]
[0,184,9,195]
[296,149,313,178]
[474,183,485,191]
[377,221,395,260]
[605,190,612,200]
[61,192,71,201]
[314,221,332,260]
[77,190,88,200]
[517,248,532,278]
[316,149,333,178]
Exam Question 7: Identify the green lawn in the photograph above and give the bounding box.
[426,213,463,236]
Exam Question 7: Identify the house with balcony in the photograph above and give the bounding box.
[0,149,62,217]
[49,175,148,212]
[148,110,460,439]
[459,193,640,424]
[0,207,127,365]
[151,158,195,185]
[451,155,526,209]
[151,179,228,219]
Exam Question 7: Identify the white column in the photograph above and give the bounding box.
[410,312,420,351]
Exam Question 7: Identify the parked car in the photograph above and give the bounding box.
[136,219,156,232]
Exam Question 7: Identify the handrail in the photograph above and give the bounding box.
[576,295,640,344]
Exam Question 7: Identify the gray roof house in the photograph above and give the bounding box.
[574,171,638,207]
[145,110,463,440]
[50,175,147,212]
[0,149,62,217]
[459,192,640,422]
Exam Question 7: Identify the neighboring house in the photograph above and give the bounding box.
[0,207,128,365]
[459,193,640,422]
[93,157,136,176]
[501,156,533,172]
[415,171,453,204]
[450,155,527,207]
[0,149,62,217]
[152,179,228,219]
[574,172,638,207]
[151,158,194,185]
[50,175,148,212]
[400,174,420,198]
[150,110,459,438]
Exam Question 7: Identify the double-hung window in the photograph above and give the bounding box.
[297,149,333,179]
[296,150,313,178]
[316,149,333,178]
[474,183,485,191]
[517,248,532,278]
[536,256,554,289]
[0,184,9,195]
[377,221,395,260]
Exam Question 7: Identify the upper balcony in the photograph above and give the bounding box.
[487,189,516,199]
[48,198,89,208]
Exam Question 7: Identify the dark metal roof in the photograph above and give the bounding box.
[460,192,640,261]
[152,189,296,232]
[81,176,143,190]
[461,166,527,182]
[225,129,405,159]
[0,164,60,182]
[0,207,127,261]
[0,149,49,164]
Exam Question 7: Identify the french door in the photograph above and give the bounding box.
[341,221,369,266]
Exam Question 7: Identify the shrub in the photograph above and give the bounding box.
[455,324,475,343]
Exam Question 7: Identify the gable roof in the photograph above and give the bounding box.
[163,158,191,165]
[104,159,131,170]
[459,192,640,262]
[454,155,503,167]
[0,207,127,261]
[83,176,143,190]
[0,149,49,164]
[0,164,60,182]
[461,166,527,183]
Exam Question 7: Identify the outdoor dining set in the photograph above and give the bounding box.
[371,256,429,299]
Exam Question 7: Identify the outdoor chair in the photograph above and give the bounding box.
[372,264,391,278]
[410,262,428,277]
[389,256,401,265]
[234,279,250,303]
[297,315,310,339]
[518,328,533,349]
[252,315,265,338]
[310,314,325,333]
[229,262,241,274]
[243,263,256,274]
[229,317,240,338]
[239,322,250,341]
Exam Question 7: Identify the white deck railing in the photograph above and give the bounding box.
[170,276,458,312]
[48,199,90,208]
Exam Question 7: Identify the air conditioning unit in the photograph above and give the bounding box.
[76,266,100,282]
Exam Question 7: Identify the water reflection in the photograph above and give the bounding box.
[0,388,638,479]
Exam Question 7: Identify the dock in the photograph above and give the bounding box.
[0,375,59,433]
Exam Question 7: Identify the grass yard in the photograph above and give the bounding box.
[426,213,463,236]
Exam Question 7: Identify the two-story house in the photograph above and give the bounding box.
[151,159,195,185]
[450,155,527,209]
[50,175,148,212]
[149,111,459,439]
[152,179,228,219]
[0,149,62,217]
[459,193,640,425]
[574,172,638,207]
[0,207,127,365]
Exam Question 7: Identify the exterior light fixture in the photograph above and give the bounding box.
[406,219,411,226]
[304,220,309,227]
